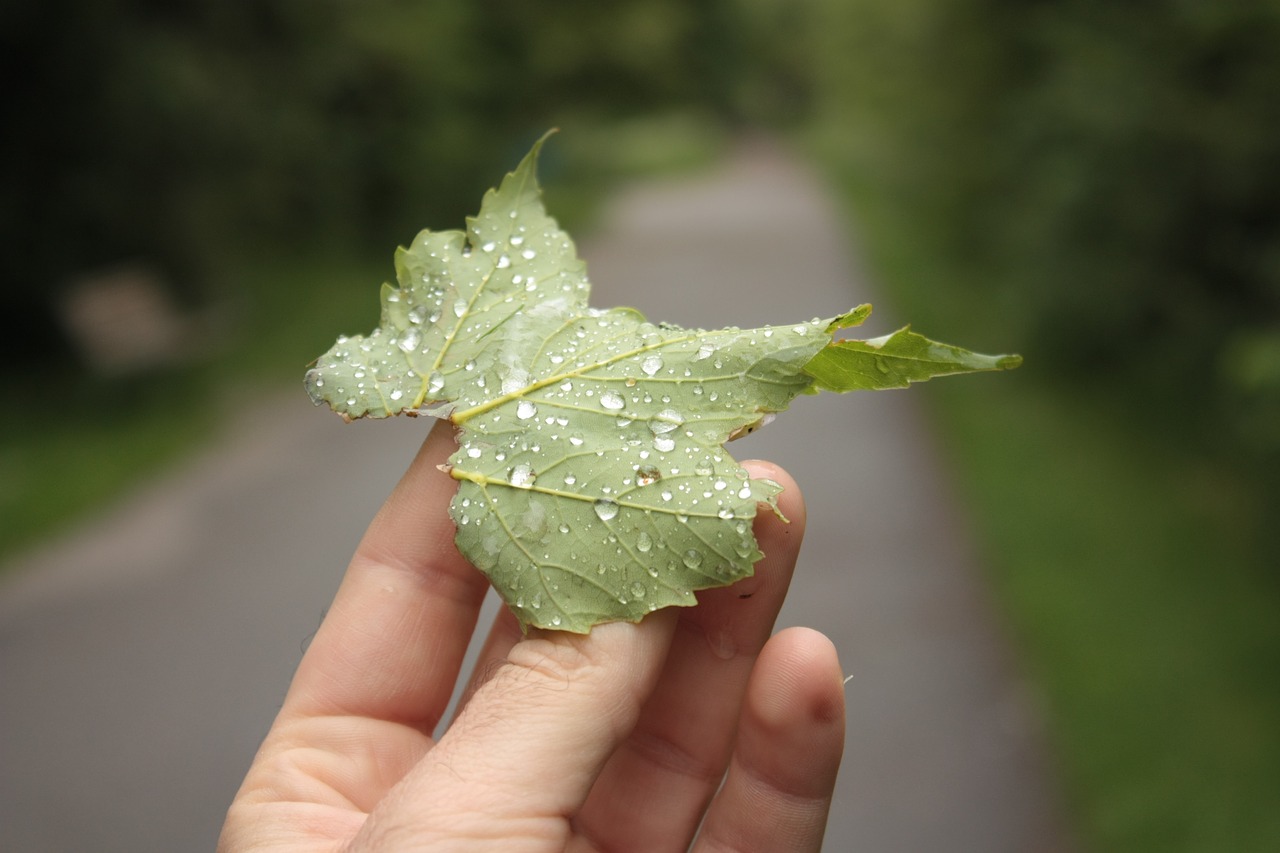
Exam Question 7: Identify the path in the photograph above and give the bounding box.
[0,139,1073,851]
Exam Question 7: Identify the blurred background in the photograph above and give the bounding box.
[2,0,1278,850]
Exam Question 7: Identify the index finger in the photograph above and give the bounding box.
[281,419,486,732]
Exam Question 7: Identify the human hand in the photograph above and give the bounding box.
[219,421,845,851]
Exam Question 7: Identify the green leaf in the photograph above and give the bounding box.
[804,326,1023,393]
[305,134,1020,632]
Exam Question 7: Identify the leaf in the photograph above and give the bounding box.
[305,133,1020,632]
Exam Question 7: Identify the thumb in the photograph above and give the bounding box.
[351,612,677,850]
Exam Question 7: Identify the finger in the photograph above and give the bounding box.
[571,461,806,850]
[351,612,680,849]
[282,418,488,732]
[695,628,846,853]
[448,602,524,726]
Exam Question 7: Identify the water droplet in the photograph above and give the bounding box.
[563,473,577,485]
[551,615,562,626]
[738,485,753,499]
[397,328,422,353]
[593,499,619,521]
[660,490,673,502]
[568,433,585,447]
[496,254,511,269]
[502,368,530,395]
[636,465,661,487]
[516,400,537,420]
[636,532,652,552]
[630,581,647,598]
[648,409,683,435]
[682,549,704,569]
[600,391,625,410]
[466,446,482,458]
[695,343,715,361]
[718,508,736,519]
[389,389,403,401]
[522,248,537,260]
[558,523,570,534]
[453,298,468,318]
[641,354,663,376]
[428,372,446,395]
[713,479,727,491]
[508,463,536,488]
[653,436,676,453]
[482,241,496,253]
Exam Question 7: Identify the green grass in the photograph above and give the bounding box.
[821,149,1280,850]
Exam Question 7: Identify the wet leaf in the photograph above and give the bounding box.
[306,133,1019,632]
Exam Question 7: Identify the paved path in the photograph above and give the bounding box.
[0,139,1073,851]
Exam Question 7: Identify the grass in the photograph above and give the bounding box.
[821,148,1280,850]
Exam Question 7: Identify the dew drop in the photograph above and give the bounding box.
[653,436,676,453]
[516,400,537,420]
[428,372,446,395]
[641,354,663,376]
[738,485,753,499]
[508,463,537,488]
[389,389,403,401]
[648,409,683,435]
[502,368,530,395]
[682,549,704,569]
[496,254,511,269]
[593,498,620,521]
[568,433,585,447]
[466,446,482,458]
[636,532,653,553]
[563,473,577,485]
[636,465,661,487]
[397,328,422,353]
[694,343,716,361]
[452,298,468,318]
[600,390,625,410]
[630,581,647,598]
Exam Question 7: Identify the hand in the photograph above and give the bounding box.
[219,421,845,851]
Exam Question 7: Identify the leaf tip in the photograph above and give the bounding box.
[997,353,1024,370]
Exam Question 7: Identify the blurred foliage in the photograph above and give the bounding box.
[803,1,1280,848]
[1,0,792,373]
[809,0,1280,468]
[0,0,804,557]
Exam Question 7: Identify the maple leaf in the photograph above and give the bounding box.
[305,134,1019,632]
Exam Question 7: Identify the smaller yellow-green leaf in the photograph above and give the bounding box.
[803,327,1022,392]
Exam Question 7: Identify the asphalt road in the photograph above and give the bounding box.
[0,138,1073,851]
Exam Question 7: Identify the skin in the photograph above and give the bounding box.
[219,421,845,851]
